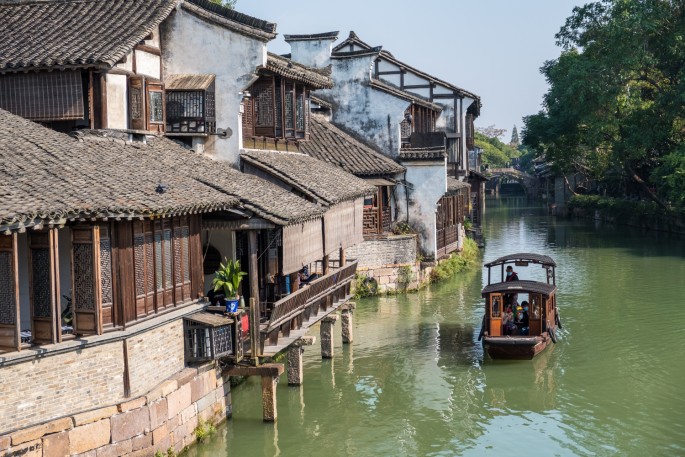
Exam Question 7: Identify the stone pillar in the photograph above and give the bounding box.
[341,303,355,344]
[320,314,338,359]
[286,336,316,386]
[261,375,278,422]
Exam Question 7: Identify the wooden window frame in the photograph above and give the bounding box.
[0,233,21,352]
[128,76,165,133]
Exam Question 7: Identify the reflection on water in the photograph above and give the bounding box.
[186,197,685,457]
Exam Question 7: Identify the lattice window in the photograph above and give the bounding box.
[254,82,274,127]
[145,233,154,294]
[173,227,183,286]
[31,249,51,318]
[284,85,294,130]
[296,92,304,131]
[166,91,203,118]
[182,226,190,283]
[134,234,146,297]
[73,244,95,311]
[274,81,282,135]
[163,229,172,289]
[155,232,163,292]
[0,251,16,325]
[304,97,310,135]
[130,85,143,120]
[100,237,113,305]
[206,90,215,118]
[149,91,164,123]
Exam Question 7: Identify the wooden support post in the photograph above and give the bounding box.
[287,336,315,385]
[290,272,299,293]
[248,231,260,362]
[323,254,330,275]
[339,247,346,267]
[320,314,338,359]
[341,303,356,344]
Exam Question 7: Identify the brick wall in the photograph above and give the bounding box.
[0,341,126,434]
[0,364,231,457]
[127,320,185,398]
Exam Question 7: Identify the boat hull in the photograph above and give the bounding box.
[483,333,554,360]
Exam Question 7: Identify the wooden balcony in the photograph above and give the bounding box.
[243,136,300,152]
[255,260,358,357]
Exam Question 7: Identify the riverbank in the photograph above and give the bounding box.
[568,195,685,235]
[353,238,479,298]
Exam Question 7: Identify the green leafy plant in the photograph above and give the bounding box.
[353,273,378,299]
[194,419,217,443]
[430,239,479,282]
[212,258,246,299]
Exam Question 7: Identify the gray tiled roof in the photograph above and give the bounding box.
[300,115,404,177]
[76,132,325,226]
[284,32,339,41]
[0,109,236,231]
[180,0,277,42]
[263,53,333,89]
[241,150,376,206]
[447,177,470,194]
[0,108,324,231]
[0,0,177,72]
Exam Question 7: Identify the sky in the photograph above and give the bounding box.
[237,0,585,142]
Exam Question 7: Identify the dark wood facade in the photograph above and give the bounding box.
[0,215,203,353]
[363,186,392,236]
[436,189,468,259]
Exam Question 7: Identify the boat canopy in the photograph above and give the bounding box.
[481,280,556,297]
[484,253,556,268]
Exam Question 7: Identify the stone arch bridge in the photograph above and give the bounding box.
[486,167,538,196]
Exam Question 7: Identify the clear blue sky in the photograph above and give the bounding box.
[238,0,584,141]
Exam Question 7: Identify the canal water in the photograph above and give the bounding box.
[187,198,685,456]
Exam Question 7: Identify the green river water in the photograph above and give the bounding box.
[187,198,685,457]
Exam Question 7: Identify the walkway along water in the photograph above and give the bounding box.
[186,197,685,457]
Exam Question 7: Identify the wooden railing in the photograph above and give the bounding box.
[262,260,358,336]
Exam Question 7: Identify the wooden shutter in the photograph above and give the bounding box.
[146,82,165,134]
[189,215,203,301]
[71,226,102,335]
[28,230,59,344]
[172,217,192,305]
[99,225,115,328]
[253,78,275,136]
[154,220,174,310]
[129,76,146,130]
[0,234,20,351]
[133,221,155,318]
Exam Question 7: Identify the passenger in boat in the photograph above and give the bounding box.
[502,306,517,335]
[519,301,530,335]
[505,266,519,282]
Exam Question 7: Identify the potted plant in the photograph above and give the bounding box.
[212,258,247,313]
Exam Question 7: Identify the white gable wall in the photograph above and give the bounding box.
[160,7,268,166]
[289,38,335,68]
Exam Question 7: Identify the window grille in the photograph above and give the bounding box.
[149,91,164,123]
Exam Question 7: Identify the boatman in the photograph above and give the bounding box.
[505,266,519,282]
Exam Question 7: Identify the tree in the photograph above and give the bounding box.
[523,0,685,209]
[509,125,520,148]
[209,0,236,8]
[476,124,507,140]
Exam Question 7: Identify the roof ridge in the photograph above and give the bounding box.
[184,0,276,33]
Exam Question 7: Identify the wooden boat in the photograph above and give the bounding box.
[478,253,561,359]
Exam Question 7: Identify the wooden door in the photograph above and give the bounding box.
[0,233,21,351]
[489,293,503,337]
[28,230,59,344]
[71,226,102,335]
[529,293,543,336]
[99,224,115,329]
[172,217,192,305]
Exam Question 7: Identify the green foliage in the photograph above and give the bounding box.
[194,419,217,443]
[209,0,236,8]
[523,0,685,209]
[391,221,415,235]
[567,195,679,222]
[212,258,246,299]
[154,451,164,457]
[397,265,415,288]
[475,132,520,168]
[353,273,378,299]
[430,239,479,282]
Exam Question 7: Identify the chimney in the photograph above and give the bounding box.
[283,31,339,68]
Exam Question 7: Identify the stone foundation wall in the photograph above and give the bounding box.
[343,234,417,269]
[0,364,231,457]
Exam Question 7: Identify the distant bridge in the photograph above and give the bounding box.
[486,168,538,196]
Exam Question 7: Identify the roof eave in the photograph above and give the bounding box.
[181,2,277,42]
